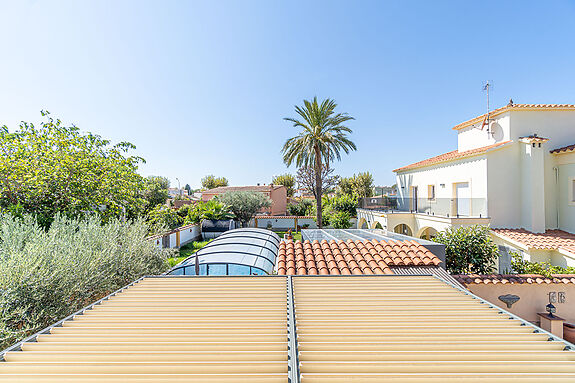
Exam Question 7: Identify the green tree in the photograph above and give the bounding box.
[146,205,183,234]
[352,172,374,198]
[287,199,313,216]
[331,211,352,229]
[272,174,296,197]
[282,98,356,228]
[201,175,229,190]
[337,177,354,196]
[220,191,271,227]
[331,193,358,217]
[142,176,170,212]
[0,111,145,227]
[433,225,499,274]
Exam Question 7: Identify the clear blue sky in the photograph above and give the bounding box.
[1,1,574,188]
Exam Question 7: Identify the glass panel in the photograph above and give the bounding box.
[199,264,207,275]
[207,264,227,275]
[228,264,251,275]
[250,267,266,275]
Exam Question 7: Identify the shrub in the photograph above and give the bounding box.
[0,213,170,350]
[510,252,575,277]
[330,193,358,217]
[331,211,352,229]
[183,200,233,225]
[432,225,499,274]
[146,204,183,234]
[287,199,313,216]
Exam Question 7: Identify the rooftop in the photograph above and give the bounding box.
[393,141,511,172]
[202,185,285,193]
[551,143,575,154]
[492,228,575,256]
[277,239,441,276]
[454,274,575,286]
[2,275,574,381]
[453,104,575,131]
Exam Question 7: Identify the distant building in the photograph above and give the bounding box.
[167,187,189,198]
[201,184,287,216]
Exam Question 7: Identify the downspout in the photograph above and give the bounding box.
[554,167,560,228]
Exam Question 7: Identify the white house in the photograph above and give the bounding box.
[358,103,575,268]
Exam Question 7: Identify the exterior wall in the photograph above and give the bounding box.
[465,283,575,324]
[556,153,575,233]
[486,143,521,229]
[396,156,488,216]
[457,114,511,152]
[149,224,201,249]
[270,187,287,216]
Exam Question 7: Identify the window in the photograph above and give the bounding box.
[428,185,435,201]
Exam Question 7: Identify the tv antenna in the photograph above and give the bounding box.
[481,80,494,136]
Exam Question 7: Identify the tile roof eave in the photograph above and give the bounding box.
[550,144,575,154]
[393,140,512,173]
[452,104,575,131]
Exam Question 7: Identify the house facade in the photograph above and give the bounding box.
[358,103,575,267]
[201,184,288,216]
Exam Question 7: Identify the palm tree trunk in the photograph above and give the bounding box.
[314,148,323,228]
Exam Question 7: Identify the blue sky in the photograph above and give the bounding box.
[1,1,574,188]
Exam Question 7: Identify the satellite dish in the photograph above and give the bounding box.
[489,121,504,141]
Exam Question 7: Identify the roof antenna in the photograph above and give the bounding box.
[481,81,493,136]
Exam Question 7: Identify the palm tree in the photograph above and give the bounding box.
[282,97,356,228]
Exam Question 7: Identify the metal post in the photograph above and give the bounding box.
[287,276,301,383]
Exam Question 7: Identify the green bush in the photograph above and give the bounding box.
[331,211,352,229]
[510,252,575,277]
[0,213,170,350]
[287,199,313,216]
[146,204,183,234]
[432,225,499,274]
[330,193,358,217]
[183,200,233,225]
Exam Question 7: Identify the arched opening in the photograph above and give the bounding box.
[393,223,413,237]
[371,221,383,229]
[418,227,438,240]
[357,217,368,229]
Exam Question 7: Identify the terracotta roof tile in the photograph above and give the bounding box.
[277,239,441,275]
[454,274,575,286]
[550,144,575,154]
[492,228,575,255]
[394,141,511,172]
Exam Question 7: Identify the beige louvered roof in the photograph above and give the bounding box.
[1,275,574,382]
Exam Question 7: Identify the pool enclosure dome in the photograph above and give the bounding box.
[168,228,280,276]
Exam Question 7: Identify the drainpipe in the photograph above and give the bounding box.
[553,167,559,228]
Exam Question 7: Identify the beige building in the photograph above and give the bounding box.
[201,184,288,216]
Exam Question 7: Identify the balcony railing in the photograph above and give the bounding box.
[359,197,488,218]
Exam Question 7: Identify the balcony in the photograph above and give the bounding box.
[360,197,488,218]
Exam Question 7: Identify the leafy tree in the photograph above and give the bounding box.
[0,111,145,227]
[296,166,340,198]
[142,176,170,212]
[331,193,358,217]
[287,199,313,216]
[201,175,229,190]
[352,172,374,198]
[282,97,356,228]
[337,172,374,198]
[146,205,183,234]
[272,174,296,197]
[199,199,234,221]
[433,225,499,274]
[337,177,354,196]
[331,211,352,229]
[220,191,271,227]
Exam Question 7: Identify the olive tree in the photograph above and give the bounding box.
[219,191,271,227]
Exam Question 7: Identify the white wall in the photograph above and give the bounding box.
[457,114,511,152]
[558,160,575,233]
